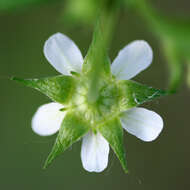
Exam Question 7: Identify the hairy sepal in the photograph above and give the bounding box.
[12,75,76,104]
[44,111,90,169]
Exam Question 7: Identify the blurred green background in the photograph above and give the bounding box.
[0,0,190,189]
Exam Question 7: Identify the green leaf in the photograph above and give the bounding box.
[44,111,90,169]
[118,80,167,110]
[12,75,75,104]
[98,117,127,173]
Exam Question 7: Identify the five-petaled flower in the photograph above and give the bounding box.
[31,33,163,172]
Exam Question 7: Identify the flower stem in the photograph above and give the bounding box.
[86,0,120,104]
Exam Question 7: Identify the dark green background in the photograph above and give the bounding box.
[0,1,190,189]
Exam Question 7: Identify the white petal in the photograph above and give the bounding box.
[44,33,83,75]
[32,102,66,136]
[81,131,110,172]
[120,107,163,142]
[111,40,153,80]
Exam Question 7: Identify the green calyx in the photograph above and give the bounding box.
[70,75,123,125]
[12,69,166,172]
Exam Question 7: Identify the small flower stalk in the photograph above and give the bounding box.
[13,2,167,173]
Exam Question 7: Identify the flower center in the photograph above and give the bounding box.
[70,76,124,126]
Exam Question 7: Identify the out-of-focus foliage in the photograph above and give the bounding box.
[125,0,190,91]
[0,0,60,11]
[188,64,190,87]
[64,0,102,25]
[64,0,122,25]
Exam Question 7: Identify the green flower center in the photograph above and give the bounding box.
[70,76,124,127]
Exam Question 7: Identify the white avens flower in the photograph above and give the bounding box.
[32,33,163,173]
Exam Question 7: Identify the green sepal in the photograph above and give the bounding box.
[44,111,90,169]
[82,14,112,77]
[118,80,168,110]
[83,52,111,77]
[12,75,75,104]
[98,117,128,173]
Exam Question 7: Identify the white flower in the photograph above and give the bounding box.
[32,33,163,172]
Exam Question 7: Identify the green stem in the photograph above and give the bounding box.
[85,0,120,104]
